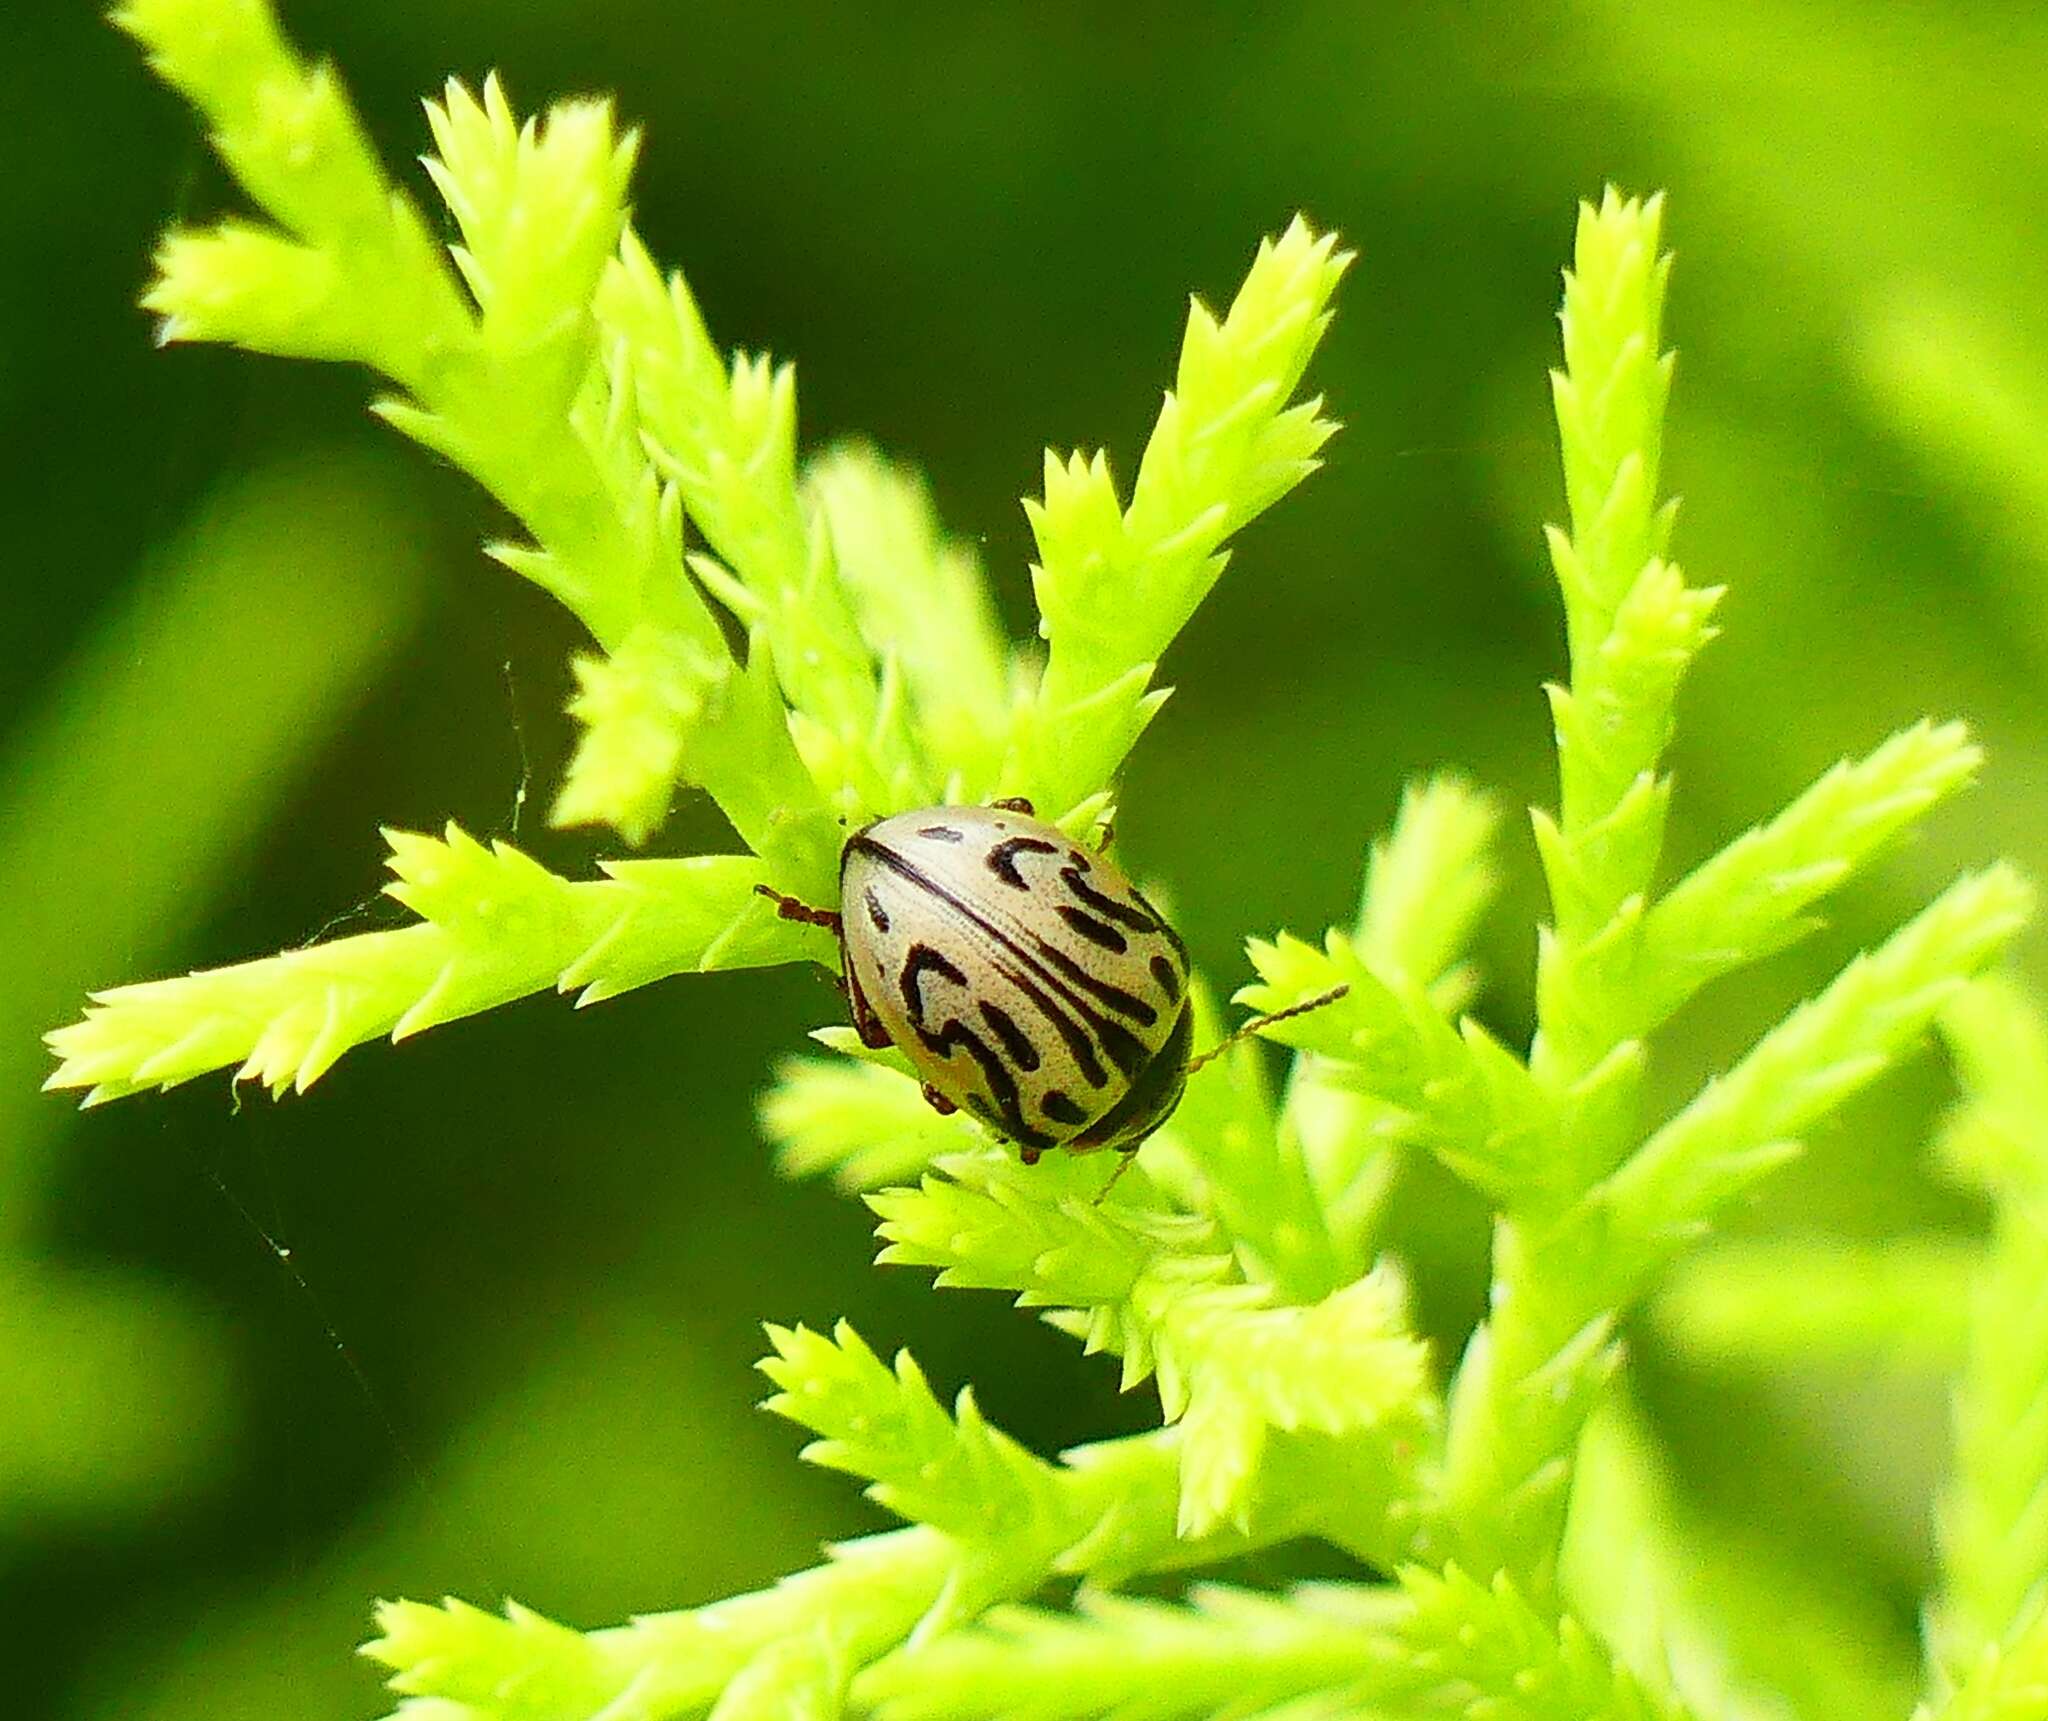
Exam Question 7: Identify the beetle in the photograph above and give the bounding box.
[758,797,1344,1167]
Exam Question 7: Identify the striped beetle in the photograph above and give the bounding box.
[759,798,1344,1166]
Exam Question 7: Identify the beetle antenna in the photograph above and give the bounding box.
[1185,984,1350,1076]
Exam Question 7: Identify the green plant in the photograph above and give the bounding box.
[48,3,2048,1717]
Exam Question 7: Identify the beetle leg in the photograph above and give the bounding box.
[1018,1141,1043,1166]
[754,882,842,935]
[990,795,1035,816]
[919,1082,959,1117]
[1092,1150,1141,1204]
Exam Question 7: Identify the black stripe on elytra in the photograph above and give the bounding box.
[1057,904,1129,953]
[1041,1089,1088,1128]
[984,950,1107,1087]
[863,887,890,933]
[1061,864,1161,933]
[979,1000,1041,1072]
[1150,953,1182,1002]
[900,942,966,1027]
[851,837,1127,1084]
[1022,931,1157,1029]
[1072,1002,1193,1151]
[1138,901,1187,967]
[918,1016,1053,1151]
[918,824,965,842]
[986,835,1059,888]
[983,909,1157,1056]
[1133,885,1187,962]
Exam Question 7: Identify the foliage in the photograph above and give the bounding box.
[45,4,2044,1719]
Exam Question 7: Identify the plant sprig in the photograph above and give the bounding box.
[52,0,1346,1104]
[57,7,2040,1718]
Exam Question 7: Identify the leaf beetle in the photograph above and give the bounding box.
[759,798,1344,1167]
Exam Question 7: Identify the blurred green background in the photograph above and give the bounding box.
[7,1,2047,1715]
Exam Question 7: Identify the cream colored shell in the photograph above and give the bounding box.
[839,805,1191,1157]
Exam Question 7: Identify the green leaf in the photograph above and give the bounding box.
[1600,866,2033,1274]
[869,1147,1241,1396]
[365,1429,1319,1721]
[859,1583,1407,1721]
[1565,1395,1921,1721]
[1938,974,2048,1195]
[128,4,727,842]
[1530,189,1700,1125]
[1354,773,1504,1003]
[870,1149,1432,1538]
[143,220,354,358]
[1550,189,1676,645]
[549,625,717,846]
[1170,1267,1434,1538]
[1631,720,1983,1036]
[597,235,919,813]
[1440,1283,1624,1601]
[1016,217,1349,822]
[761,1056,981,1191]
[1239,928,1535,1204]
[759,1322,1062,1539]
[363,1597,616,1720]
[1858,292,2048,670]
[1918,1604,2048,1721]
[1282,775,1505,1275]
[45,828,819,1102]
[805,442,1017,796]
[707,1632,845,1721]
[1651,1236,1975,1373]
[421,77,636,370]
[1400,1563,1695,1721]
[365,1532,961,1721]
[1929,977,2048,1676]
[77,84,2048,1721]
[114,0,445,318]
[1155,978,1341,1304]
